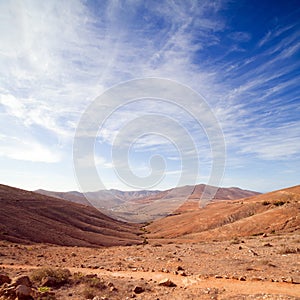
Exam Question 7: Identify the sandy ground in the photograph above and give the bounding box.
[1,231,300,299]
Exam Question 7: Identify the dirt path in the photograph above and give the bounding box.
[2,264,300,298]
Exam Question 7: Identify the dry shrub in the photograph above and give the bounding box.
[31,267,71,285]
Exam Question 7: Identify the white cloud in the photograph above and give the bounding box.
[0,0,298,191]
[0,135,61,163]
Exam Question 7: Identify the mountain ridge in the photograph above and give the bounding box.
[0,184,142,247]
[35,184,260,222]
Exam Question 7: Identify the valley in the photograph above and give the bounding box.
[0,184,299,299]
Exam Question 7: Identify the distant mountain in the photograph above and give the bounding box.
[147,184,300,242]
[0,184,142,247]
[35,189,161,210]
[35,184,259,222]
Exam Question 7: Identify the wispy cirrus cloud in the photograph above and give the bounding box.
[0,0,299,192]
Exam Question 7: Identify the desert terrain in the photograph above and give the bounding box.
[35,184,259,223]
[0,184,299,299]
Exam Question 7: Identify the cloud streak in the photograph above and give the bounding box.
[0,0,299,191]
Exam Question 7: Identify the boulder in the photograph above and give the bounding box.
[12,276,32,287]
[15,284,33,300]
[41,276,58,287]
[158,278,177,287]
[133,286,144,294]
[0,274,11,285]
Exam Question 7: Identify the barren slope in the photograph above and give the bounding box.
[0,185,141,247]
[147,185,300,242]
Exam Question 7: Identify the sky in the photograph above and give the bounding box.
[0,0,299,193]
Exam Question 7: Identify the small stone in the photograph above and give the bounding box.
[250,277,263,281]
[215,275,222,279]
[71,252,77,257]
[239,276,246,281]
[262,233,268,237]
[282,277,293,283]
[133,286,144,294]
[178,271,187,276]
[249,249,258,256]
[158,278,177,287]
[177,266,184,271]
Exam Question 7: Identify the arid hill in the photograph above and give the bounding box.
[36,184,259,223]
[0,184,142,247]
[146,184,300,242]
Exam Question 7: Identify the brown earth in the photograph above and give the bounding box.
[147,185,300,242]
[0,184,141,247]
[0,184,299,299]
[35,184,259,223]
[0,232,299,299]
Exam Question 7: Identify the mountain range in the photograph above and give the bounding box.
[35,184,260,222]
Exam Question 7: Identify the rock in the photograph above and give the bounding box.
[0,284,14,298]
[133,286,144,294]
[178,271,187,276]
[250,277,263,281]
[92,297,100,300]
[15,284,33,300]
[0,274,11,285]
[262,233,268,237]
[12,276,32,287]
[158,278,177,287]
[85,274,98,279]
[215,275,222,279]
[248,249,258,256]
[239,276,246,281]
[292,276,300,284]
[177,266,184,271]
[282,276,293,283]
[71,252,77,257]
[41,276,58,287]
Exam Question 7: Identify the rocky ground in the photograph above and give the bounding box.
[0,230,300,299]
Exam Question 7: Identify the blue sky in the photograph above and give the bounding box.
[0,0,299,193]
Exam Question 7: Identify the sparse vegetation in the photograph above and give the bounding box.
[31,267,71,286]
[262,200,271,206]
[82,286,98,299]
[230,237,240,244]
[38,286,51,293]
